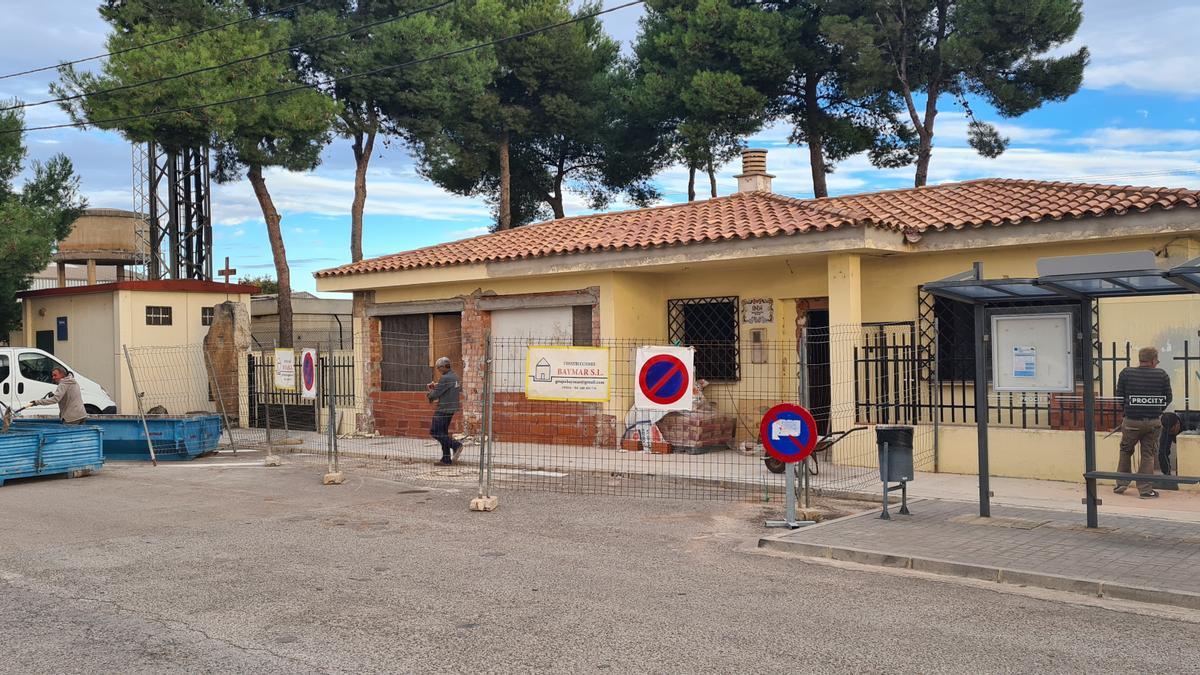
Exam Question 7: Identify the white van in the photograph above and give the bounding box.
[0,348,118,417]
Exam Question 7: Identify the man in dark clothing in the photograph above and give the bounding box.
[1113,346,1172,498]
[427,356,463,465]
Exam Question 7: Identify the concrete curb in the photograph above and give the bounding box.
[757,537,1200,611]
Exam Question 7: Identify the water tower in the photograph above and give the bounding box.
[52,208,142,286]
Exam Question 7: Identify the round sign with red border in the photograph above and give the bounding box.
[301,350,317,395]
[638,354,691,407]
[759,403,819,463]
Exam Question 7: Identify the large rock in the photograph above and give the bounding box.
[203,301,251,425]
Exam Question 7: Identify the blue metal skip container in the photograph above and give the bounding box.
[0,425,104,486]
[15,414,222,461]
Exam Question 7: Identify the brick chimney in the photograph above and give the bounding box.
[734,148,774,194]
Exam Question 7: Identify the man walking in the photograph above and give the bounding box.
[29,367,88,425]
[1114,346,1172,498]
[427,356,463,465]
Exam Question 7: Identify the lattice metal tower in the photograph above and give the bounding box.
[131,141,213,281]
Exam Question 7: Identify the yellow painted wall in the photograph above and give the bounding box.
[861,234,1192,324]
[20,292,119,400]
[937,424,1200,492]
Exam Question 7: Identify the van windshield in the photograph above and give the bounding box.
[18,353,67,384]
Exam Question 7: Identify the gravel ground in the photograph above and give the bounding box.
[1,454,1198,674]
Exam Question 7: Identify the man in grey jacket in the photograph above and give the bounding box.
[1114,346,1172,498]
[30,367,88,424]
[427,357,463,465]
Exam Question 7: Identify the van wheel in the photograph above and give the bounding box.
[84,404,102,415]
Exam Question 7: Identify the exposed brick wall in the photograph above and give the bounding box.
[370,391,464,437]
[490,394,617,446]
[364,286,609,446]
[460,291,490,434]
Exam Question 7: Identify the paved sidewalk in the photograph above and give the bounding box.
[761,499,1200,609]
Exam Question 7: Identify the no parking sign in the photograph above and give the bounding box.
[634,346,694,411]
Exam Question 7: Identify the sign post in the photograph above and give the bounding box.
[760,403,820,529]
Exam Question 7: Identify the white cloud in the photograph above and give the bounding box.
[1071,127,1200,148]
[1065,1,1200,95]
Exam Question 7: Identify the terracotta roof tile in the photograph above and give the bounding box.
[316,178,1199,278]
[317,191,873,277]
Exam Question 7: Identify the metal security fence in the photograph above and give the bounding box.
[247,350,356,432]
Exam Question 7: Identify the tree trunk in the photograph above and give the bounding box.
[804,74,828,198]
[248,165,293,349]
[687,166,696,202]
[707,159,717,199]
[350,128,375,263]
[498,129,512,230]
[548,189,565,220]
[912,0,948,187]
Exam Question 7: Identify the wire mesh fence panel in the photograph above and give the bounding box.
[324,324,486,483]
[122,343,315,455]
[477,330,933,501]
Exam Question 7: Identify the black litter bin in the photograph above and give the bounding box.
[876,425,914,482]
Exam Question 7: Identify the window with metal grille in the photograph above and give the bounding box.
[668,296,739,381]
[201,306,214,326]
[145,306,173,326]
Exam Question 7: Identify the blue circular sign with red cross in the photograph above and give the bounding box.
[759,403,819,463]
[301,351,317,393]
[638,354,691,406]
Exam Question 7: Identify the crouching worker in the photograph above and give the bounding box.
[427,357,463,465]
[30,367,88,425]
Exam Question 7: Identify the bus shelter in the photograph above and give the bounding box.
[924,251,1200,528]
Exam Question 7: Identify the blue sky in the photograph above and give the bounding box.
[3,1,1199,293]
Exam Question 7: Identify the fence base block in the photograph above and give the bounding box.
[264,455,282,467]
[470,496,499,512]
[322,471,345,485]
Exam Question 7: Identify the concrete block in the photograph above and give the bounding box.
[264,455,282,467]
[829,547,912,569]
[911,557,1000,581]
[322,472,345,485]
[1101,583,1200,610]
[469,495,499,512]
[756,539,833,559]
[998,570,1102,596]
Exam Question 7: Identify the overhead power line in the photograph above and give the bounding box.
[0,1,313,82]
[10,0,646,135]
[4,0,456,113]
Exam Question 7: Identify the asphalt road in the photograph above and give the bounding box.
[2,456,1198,674]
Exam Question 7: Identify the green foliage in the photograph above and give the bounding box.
[414,0,670,227]
[633,0,784,193]
[58,0,337,348]
[0,106,86,334]
[238,274,279,294]
[868,0,1088,184]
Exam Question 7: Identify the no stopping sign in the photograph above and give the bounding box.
[759,403,819,463]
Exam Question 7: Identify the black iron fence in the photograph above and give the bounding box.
[247,350,355,432]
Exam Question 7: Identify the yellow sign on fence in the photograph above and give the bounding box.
[524,346,610,402]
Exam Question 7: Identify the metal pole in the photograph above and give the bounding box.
[327,357,337,475]
[122,345,158,466]
[1082,298,1099,528]
[880,441,891,520]
[933,317,941,473]
[973,302,991,518]
[484,335,496,497]
[203,349,239,455]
